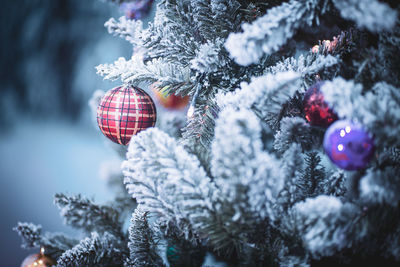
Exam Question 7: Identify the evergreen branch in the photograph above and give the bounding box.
[142,0,199,65]
[211,108,283,222]
[332,0,397,32]
[96,57,193,95]
[13,222,77,258]
[190,38,230,75]
[127,207,164,267]
[14,222,42,249]
[218,71,301,129]
[265,54,338,77]
[302,152,326,197]
[218,71,300,111]
[181,95,219,169]
[105,16,144,45]
[359,166,400,206]
[292,195,360,258]
[189,0,241,41]
[54,193,123,238]
[275,144,306,215]
[122,128,215,241]
[57,232,126,267]
[318,170,347,197]
[377,147,400,168]
[225,0,330,65]
[273,117,313,154]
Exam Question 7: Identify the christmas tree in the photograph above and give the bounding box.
[15,0,400,266]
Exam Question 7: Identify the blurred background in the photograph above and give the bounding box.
[0,0,141,265]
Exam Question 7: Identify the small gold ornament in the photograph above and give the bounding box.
[21,248,56,267]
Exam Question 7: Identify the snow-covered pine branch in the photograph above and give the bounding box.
[54,193,123,238]
[14,222,77,259]
[105,16,144,45]
[292,195,360,258]
[359,166,400,206]
[96,57,193,95]
[57,232,126,267]
[122,128,215,241]
[217,71,301,128]
[127,207,164,267]
[225,0,330,66]
[273,117,313,154]
[332,0,397,32]
[211,107,284,223]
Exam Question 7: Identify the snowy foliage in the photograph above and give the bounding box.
[359,167,400,206]
[225,0,329,65]
[265,54,338,78]
[57,232,125,267]
[122,128,215,240]
[105,16,144,45]
[332,0,397,32]
[318,170,347,197]
[274,117,312,154]
[211,108,284,221]
[96,56,193,95]
[218,71,300,115]
[14,222,77,258]
[54,193,123,237]
[127,207,164,267]
[293,195,358,257]
[190,39,228,74]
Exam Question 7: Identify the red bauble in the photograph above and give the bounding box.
[152,87,189,110]
[97,85,157,145]
[303,82,338,127]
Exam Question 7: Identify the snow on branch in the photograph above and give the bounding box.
[122,128,215,240]
[332,0,397,32]
[57,232,126,267]
[96,56,193,94]
[211,108,284,221]
[190,38,229,74]
[105,16,144,45]
[322,79,400,147]
[265,54,338,77]
[14,222,77,258]
[217,71,301,123]
[54,193,123,237]
[274,117,313,154]
[292,195,359,258]
[189,0,241,41]
[225,0,329,65]
[359,167,400,206]
[14,222,42,249]
[127,207,164,267]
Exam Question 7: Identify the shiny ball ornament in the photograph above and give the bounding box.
[323,120,374,170]
[120,0,154,20]
[97,85,157,145]
[152,88,189,110]
[303,82,338,127]
[21,251,56,267]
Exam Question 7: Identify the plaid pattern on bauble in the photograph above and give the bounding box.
[97,85,157,145]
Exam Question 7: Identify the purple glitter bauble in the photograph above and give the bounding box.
[323,120,374,170]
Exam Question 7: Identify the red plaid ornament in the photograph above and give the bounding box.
[97,85,157,145]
